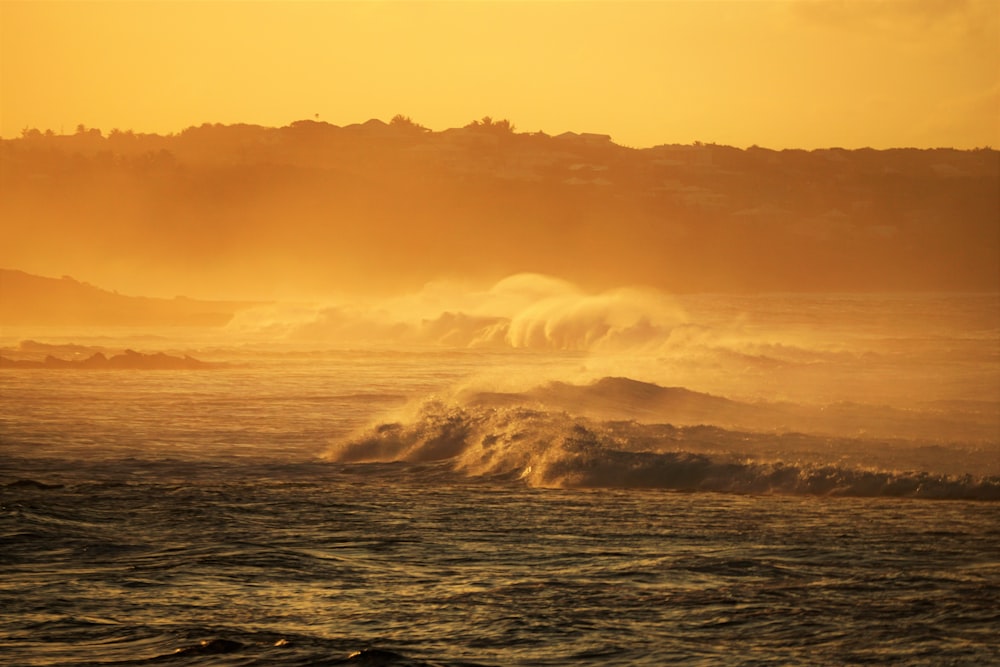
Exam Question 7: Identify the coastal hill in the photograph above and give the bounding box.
[0,269,258,326]
[2,118,997,295]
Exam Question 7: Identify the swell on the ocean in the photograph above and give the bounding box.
[323,379,1000,501]
[226,273,689,353]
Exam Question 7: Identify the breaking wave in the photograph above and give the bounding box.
[221,278,1000,412]
[324,399,1000,500]
[227,272,688,351]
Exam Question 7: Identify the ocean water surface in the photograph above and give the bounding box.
[2,294,998,665]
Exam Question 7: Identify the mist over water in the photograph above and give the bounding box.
[4,285,997,485]
[219,275,1000,409]
[3,285,999,665]
[225,273,688,353]
[3,17,999,662]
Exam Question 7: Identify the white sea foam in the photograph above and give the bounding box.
[217,280,1000,410]
[324,391,1000,499]
[226,273,688,352]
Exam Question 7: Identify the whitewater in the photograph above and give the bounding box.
[2,291,999,665]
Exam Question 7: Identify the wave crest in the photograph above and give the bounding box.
[325,402,999,500]
[229,273,687,351]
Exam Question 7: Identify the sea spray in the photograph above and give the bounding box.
[325,401,1000,499]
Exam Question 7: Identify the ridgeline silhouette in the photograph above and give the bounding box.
[0,269,259,326]
[3,118,997,296]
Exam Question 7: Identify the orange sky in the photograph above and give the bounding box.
[1,0,997,149]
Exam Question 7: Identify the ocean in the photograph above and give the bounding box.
[1,293,998,665]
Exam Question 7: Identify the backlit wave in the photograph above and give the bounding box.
[324,399,999,500]
[228,273,688,352]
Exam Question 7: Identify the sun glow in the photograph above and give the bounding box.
[2,1,997,149]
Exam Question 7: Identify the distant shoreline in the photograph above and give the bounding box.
[0,350,224,370]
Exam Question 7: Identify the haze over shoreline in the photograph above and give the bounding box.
[10,119,998,153]
[3,119,997,301]
[4,3,999,663]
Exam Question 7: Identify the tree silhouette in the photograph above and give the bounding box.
[390,114,428,132]
[465,116,515,134]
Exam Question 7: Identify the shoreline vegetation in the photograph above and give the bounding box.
[2,117,997,298]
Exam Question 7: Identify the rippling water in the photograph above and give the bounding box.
[2,294,999,665]
[4,459,999,666]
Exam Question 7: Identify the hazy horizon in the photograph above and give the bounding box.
[2,1,997,150]
[3,120,997,302]
[7,117,998,153]
[4,1,997,301]
[3,4,999,662]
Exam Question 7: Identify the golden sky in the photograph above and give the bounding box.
[1,0,998,149]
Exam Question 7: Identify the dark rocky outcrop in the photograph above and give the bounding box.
[0,349,222,370]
